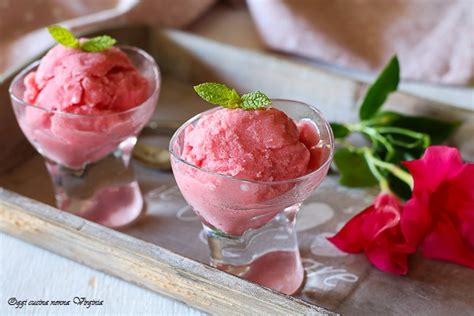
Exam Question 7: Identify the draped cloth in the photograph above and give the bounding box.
[1,0,472,84]
[247,0,474,84]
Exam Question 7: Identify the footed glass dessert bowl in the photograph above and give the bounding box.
[9,46,160,228]
[170,99,334,295]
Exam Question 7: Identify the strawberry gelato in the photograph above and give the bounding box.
[18,44,154,169]
[181,107,313,181]
[172,107,329,236]
[171,102,333,295]
[24,44,149,114]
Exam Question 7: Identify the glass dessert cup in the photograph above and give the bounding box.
[170,100,334,295]
[9,46,160,228]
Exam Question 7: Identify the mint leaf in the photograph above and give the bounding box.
[81,35,117,52]
[47,25,117,52]
[194,83,241,108]
[330,122,350,139]
[359,56,400,120]
[334,148,378,187]
[194,82,272,110]
[241,91,271,110]
[47,25,79,48]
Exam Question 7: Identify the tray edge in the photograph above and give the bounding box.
[0,187,337,316]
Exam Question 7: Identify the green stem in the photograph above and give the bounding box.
[376,126,424,138]
[368,154,414,189]
[376,127,430,147]
[350,124,395,159]
[345,124,416,190]
[335,139,356,150]
[363,151,390,193]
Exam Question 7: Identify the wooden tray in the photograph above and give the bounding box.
[1,26,473,315]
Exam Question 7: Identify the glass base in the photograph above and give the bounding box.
[54,180,144,228]
[214,251,304,295]
[44,137,144,228]
[204,205,304,295]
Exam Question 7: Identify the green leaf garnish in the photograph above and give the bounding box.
[80,35,117,52]
[194,83,241,108]
[193,82,271,110]
[241,91,271,110]
[47,25,116,52]
[359,56,400,120]
[47,25,79,48]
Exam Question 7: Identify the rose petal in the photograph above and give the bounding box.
[432,164,474,248]
[421,218,474,269]
[400,194,432,250]
[460,210,474,248]
[361,194,401,241]
[365,242,409,275]
[403,146,464,195]
[327,205,374,253]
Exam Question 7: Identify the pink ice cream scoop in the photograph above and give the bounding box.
[24,43,149,113]
[181,107,313,181]
[173,107,328,235]
[19,44,153,169]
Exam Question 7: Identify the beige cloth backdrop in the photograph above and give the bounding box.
[1,0,473,85]
[247,0,474,85]
[0,0,216,79]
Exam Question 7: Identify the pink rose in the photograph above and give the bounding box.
[402,146,474,268]
[329,146,474,274]
[328,193,413,275]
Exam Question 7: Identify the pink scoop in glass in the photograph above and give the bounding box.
[170,99,334,295]
[9,46,160,228]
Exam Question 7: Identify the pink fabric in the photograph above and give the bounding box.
[0,0,216,76]
[247,0,474,84]
[1,0,472,85]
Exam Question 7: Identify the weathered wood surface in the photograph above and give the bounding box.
[0,189,335,316]
[4,154,474,315]
[0,232,205,316]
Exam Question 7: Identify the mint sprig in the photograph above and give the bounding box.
[47,26,79,49]
[241,91,271,110]
[80,35,116,52]
[47,25,117,52]
[194,82,271,110]
[194,83,240,108]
